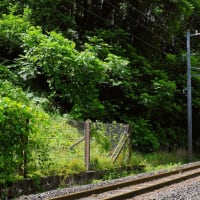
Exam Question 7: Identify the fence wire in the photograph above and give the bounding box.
[26,119,130,176]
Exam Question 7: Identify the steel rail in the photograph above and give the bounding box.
[49,163,200,200]
[104,168,200,200]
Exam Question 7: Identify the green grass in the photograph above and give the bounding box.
[27,115,135,177]
[91,150,190,183]
[142,149,188,172]
[27,114,192,180]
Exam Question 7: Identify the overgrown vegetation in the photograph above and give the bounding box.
[1,0,200,190]
[96,150,189,182]
[0,82,50,183]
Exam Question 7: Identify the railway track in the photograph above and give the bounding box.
[49,163,200,200]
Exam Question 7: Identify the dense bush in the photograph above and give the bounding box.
[1,0,199,156]
[0,12,30,62]
[0,96,32,183]
[0,64,17,83]
[131,118,159,153]
[0,81,48,184]
[14,28,130,120]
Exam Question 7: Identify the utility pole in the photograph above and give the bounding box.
[186,30,200,162]
[186,30,192,162]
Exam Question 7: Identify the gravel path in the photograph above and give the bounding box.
[12,162,200,200]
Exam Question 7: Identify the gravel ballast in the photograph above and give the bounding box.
[133,176,200,200]
[12,162,200,200]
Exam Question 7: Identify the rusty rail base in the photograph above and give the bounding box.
[49,163,200,200]
[104,170,200,200]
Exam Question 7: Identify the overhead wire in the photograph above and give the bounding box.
[125,1,187,48]
[77,2,168,55]
[128,1,175,33]
[103,0,162,39]
[103,0,174,54]
[0,1,180,65]
[100,0,187,53]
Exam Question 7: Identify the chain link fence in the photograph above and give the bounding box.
[26,119,130,176]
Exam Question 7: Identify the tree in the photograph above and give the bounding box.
[0,81,49,183]
[1,0,200,152]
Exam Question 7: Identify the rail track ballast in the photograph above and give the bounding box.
[49,162,200,200]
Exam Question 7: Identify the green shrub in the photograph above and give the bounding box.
[0,12,31,61]
[15,28,131,120]
[0,64,17,83]
[0,96,33,183]
[131,118,160,153]
[0,81,49,184]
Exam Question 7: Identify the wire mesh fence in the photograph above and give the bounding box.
[90,121,130,167]
[25,119,130,176]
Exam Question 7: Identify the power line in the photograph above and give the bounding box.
[131,34,163,54]
[104,0,161,39]
[78,3,107,24]
[126,2,186,47]
[127,3,171,34]
[77,3,167,55]
[101,0,185,53]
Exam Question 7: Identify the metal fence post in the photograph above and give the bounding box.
[85,119,90,171]
[23,119,29,178]
[128,125,132,165]
[187,29,192,162]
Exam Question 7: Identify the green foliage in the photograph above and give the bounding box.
[131,118,160,153]
[12,23,187,152]
[0,81,32,183]
[155,124,186,151]
[1,0,200,162]
[0,64,17,83]
[0,13,30,61]
[0,81,49,184]
[0,96,32,183]
[90,122,111,151]
[143,149,188,171]
[16,28,104,118]
[85,29,131,57]
[15,28,131,120]
[24,0,76,33]
[0,80,29,103]
[103,170,129,181]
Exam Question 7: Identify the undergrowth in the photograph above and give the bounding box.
[92,150,190,183]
